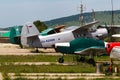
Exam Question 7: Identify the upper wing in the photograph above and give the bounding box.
[74,46,105,56]
[64,26,79,31]
[72,20,99,33]
[72,21,99,38]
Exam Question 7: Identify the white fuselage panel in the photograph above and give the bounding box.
[39,31,75,48]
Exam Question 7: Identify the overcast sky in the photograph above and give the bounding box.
[0,0,119,27]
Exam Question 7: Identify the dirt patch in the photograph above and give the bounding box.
[0,43,62,55]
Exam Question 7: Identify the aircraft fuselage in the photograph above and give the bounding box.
[39,30,75,48]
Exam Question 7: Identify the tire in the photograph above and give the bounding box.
[35,48,39,53]
[87,58,96,66]
[78,57,85,62]
[58,57,64,63]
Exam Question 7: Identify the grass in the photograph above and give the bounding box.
[13,78,86,80]
[3,77,120,80]
[0,54,117,80]
[0,63,95,73]
[0,54,110,62]
[0,55,73,62]
[95,56,110,61]
[94,78,120,80]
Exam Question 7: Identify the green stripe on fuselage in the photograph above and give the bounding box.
[55,38,105,54]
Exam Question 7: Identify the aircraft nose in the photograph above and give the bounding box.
[105,42,111,54]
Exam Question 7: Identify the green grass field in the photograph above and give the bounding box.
[0,63,95,73]
[0,55,110,62]
[0,54,119,80]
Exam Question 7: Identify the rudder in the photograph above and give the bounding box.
[21,22,40,47]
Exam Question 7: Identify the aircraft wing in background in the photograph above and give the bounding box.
[112,34,120,38]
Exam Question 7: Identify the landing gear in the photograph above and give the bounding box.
[35,48,39,53]
[76,56,95,66]
[19,43,23,48]
[76,56,85,62]
[58,54,65,63]
[58,57,64,63]
[79,56,85,62]
[87,58,96,66]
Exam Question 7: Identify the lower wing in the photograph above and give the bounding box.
[74,46,105,56]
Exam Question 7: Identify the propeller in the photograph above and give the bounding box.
[104,23,110,34]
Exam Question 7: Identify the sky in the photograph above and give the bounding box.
[0,0,119,27]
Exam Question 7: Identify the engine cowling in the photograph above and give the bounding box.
[106,42,120,54]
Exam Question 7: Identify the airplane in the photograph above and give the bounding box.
[54,26,120,65]
[105,34,120,60]
[55,38,105,66]
[20,20,109,52]
[104,24,120,59]
[104,39,120,73]
[9,26,23,48]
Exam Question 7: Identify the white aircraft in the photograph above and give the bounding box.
[21,21,108,52]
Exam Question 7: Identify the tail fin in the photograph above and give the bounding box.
[9,26,22,44]
[21,22,39,37]
[21,22,40,47]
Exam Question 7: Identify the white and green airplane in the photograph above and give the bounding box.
[21,20,108,49]
[21,21,108,65]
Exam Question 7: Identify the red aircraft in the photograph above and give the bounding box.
[105,42,120,73]
[106,42,120,54]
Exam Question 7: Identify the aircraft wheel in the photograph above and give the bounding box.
[19,44,23,48]
[58,57,64,63]
[78,56,85,62]
[35,48,39,53]
[87,58,96,66]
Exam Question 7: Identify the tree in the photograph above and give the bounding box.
[33,20,48,32]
